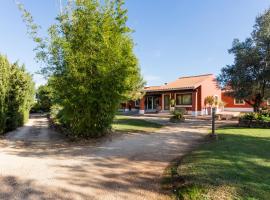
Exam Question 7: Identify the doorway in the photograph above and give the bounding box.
[146,96,159,111]
[164,95,170,110]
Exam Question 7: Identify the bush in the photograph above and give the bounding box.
[241,113,257,121]
[175,107,187,114]
[239,112,270,128]
[241,112,270,122]
[170,110,185,123]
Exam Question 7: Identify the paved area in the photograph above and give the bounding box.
[0,115,219,200]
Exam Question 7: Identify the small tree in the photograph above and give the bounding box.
[218,9,270,112]
[18,0,144,137]
[204,96,215,108]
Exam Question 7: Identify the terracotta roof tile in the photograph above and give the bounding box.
[144,74,214,92]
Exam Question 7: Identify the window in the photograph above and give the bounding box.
[176,94,192,105]
[267,98,270,106]
[135,99,140,107]
[234,98,245,105]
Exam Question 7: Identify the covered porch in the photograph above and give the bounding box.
[139,89,202,116]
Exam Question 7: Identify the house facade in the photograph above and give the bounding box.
[222,91,270,112]
[120,74,270,115]
[121,74,222,116]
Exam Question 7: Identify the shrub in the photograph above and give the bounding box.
[175,107,187,114]
[170,110,185,123]
[240,112,270,122]
[241,113,257,121]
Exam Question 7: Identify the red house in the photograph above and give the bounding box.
[120,74,270,115]
[121,74,222,116]
[222,90,270,112]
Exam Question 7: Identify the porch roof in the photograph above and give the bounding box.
[144,74,214,92]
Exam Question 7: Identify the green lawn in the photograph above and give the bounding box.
[112,115,163,133]
[173,128,270,200]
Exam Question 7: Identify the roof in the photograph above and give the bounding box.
[144,74,214,92]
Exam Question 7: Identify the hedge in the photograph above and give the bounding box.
[0,54,35,134]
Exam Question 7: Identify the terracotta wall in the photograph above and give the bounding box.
[222,92,269,108]
[221,92,252,108]
[139,96,145,110]
[200,75,222,110]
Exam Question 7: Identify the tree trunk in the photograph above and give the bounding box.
[253,94,263,113]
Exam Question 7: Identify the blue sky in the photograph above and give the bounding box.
[0,0,269,87]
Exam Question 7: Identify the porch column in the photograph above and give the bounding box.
[192,90,198,116]
[159,95,163,112]
[161,94,164,110]
[139,96,145,114]
[197,86,202,116]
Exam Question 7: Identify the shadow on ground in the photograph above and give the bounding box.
[0,115,215,200]
[0,176,94,200]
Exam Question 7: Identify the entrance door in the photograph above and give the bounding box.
[146,96,154,110]
[164,95,170,110]
[146,96,159,111]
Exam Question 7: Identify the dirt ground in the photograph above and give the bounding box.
[0,114,214,200]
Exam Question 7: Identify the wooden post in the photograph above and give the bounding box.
[212,107,217,137]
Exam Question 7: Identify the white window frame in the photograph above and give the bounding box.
[175,93,192,106]
[135,99,140,107]
[234,98,245,105]
[163,94,170,110]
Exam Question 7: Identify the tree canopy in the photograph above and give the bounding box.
[218,9,270,111]
[19,0,144,137]
[31,84,53,113]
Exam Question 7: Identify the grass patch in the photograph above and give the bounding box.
[173,128,270,200]
[112,115,163,133]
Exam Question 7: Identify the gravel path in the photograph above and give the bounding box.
[0,114,212,200]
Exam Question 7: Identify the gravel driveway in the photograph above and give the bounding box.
[0,114,212,200]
